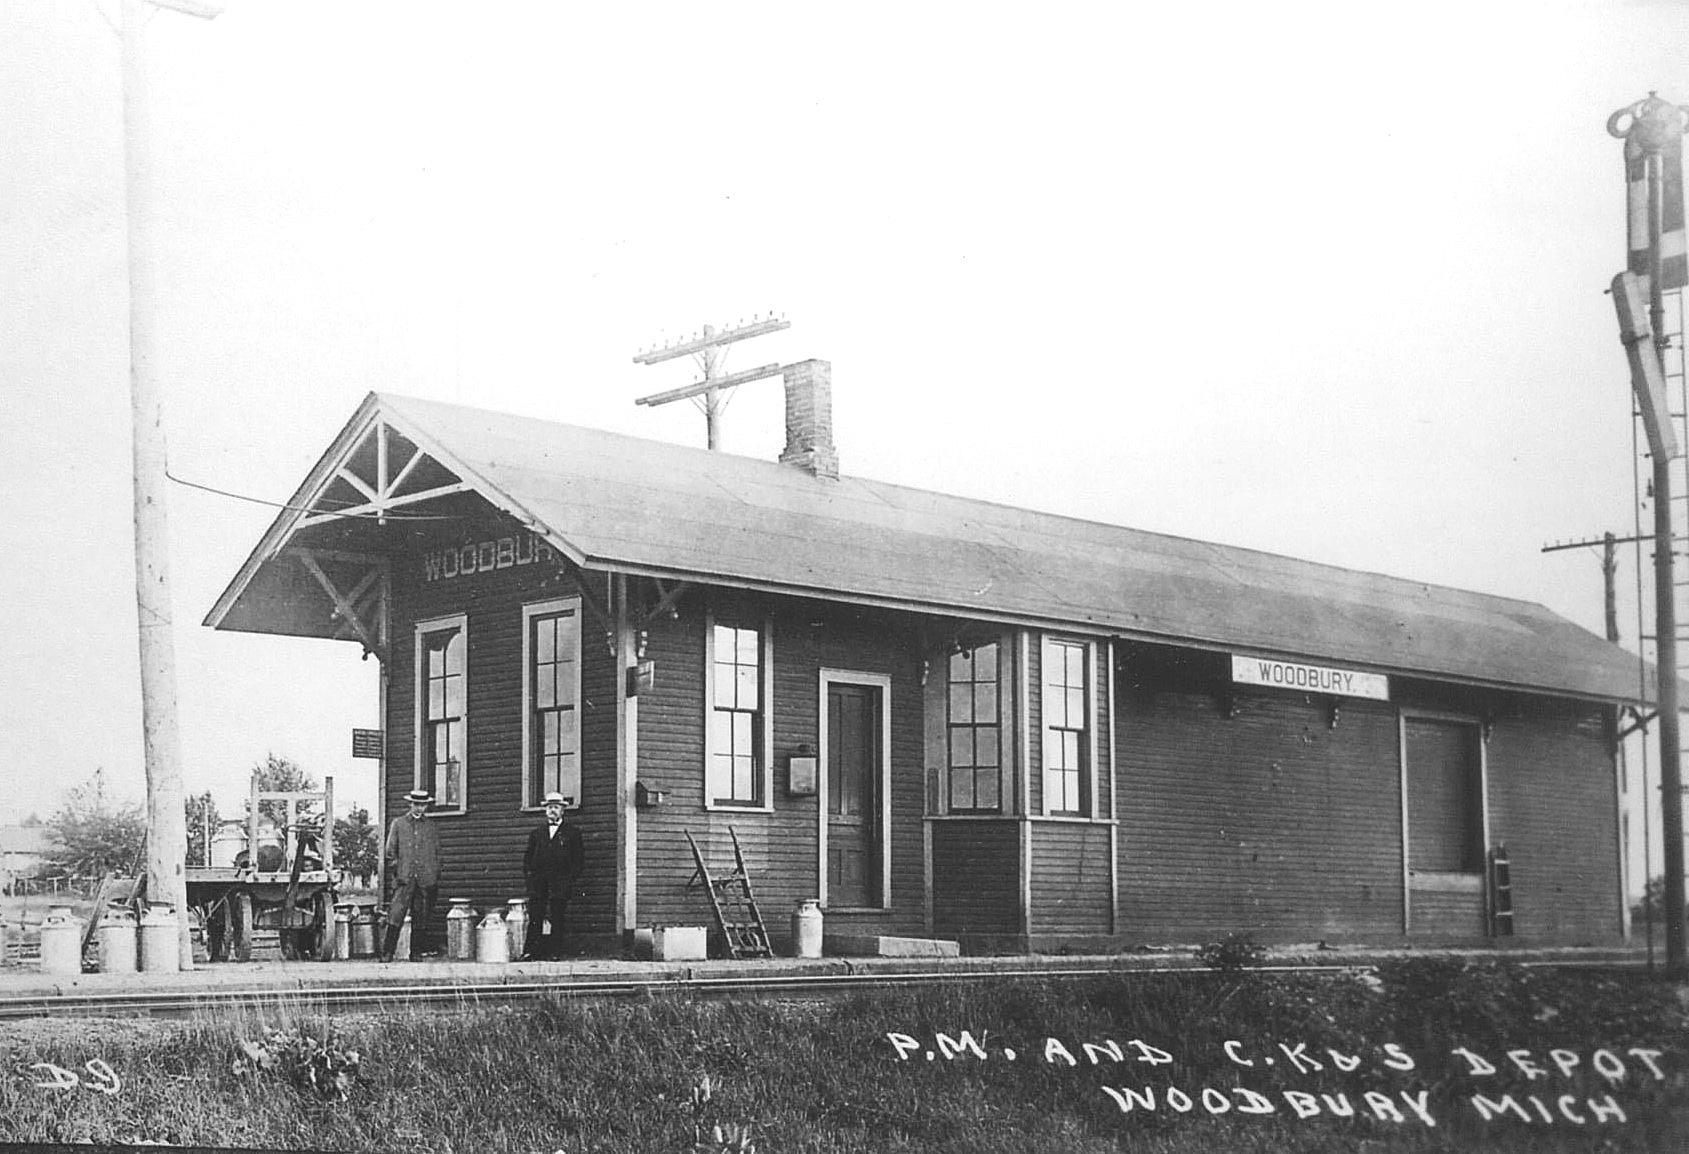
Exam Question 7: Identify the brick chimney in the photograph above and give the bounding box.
[778,359,839,480]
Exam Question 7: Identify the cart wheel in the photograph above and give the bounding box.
[215,897,233,962]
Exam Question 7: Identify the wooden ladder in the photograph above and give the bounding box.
[684,828,773,959]
[1488,844,1515,937]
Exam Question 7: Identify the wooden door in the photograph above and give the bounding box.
[827,683,882,908]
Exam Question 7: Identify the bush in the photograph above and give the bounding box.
[1196,932,1267,971]
[230,1027,362,1101]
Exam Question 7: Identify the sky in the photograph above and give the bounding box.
[1,1,1686,891]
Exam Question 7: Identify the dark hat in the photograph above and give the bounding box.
[405,789,433,804]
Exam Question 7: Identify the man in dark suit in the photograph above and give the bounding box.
[522,791,584,960]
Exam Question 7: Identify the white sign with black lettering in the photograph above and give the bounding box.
[1230,655,1389,701]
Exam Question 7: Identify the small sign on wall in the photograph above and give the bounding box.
[352,729,384,759]
[1230,655,1389,701]
[626,660,656,697]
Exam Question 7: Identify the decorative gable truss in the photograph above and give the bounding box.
[295,417,468,530]
[267,416,470,662]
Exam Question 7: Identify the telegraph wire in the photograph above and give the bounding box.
[164,470,465,521]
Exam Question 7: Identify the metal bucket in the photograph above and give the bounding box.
[445,898,477,960]
[139,904,180,973]
[476,911,509,964]
[98,907,138,974]
[39,907,82,976]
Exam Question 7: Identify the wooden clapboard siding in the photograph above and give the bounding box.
[629,599,714,931]
[633,592,927,944]
[931,820,1020,936]
[385,513,618,942]
[1027,636,1043,814]
[1115,646,1403,944]
[1409,888,1486,940]
[1029,822,1112,934]
[1486,701,1622,944]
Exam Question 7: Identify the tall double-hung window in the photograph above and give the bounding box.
[524,598,582,808]
[1043,638,1089,816]
[415,614,467,812]
[947,644,1002,812]
[709,622,767,807]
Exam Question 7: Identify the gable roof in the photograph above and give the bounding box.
[207,391,1647,704]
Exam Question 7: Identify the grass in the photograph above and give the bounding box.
[1,961,1686,1152]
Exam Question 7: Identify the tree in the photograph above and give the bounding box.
[333,806,380,889]
[1633,875,1686,923]
[44,769,146,880]
[246,754,321,871]
[249,753,319,827]
[185,791,221,867]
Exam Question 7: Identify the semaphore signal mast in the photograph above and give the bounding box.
[633,314,791,449]
[1607,92,1689,977]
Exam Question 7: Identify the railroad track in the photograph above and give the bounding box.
[0,958,1645,1021]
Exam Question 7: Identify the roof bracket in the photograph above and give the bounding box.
[295,549,389,663]
[640,579,693,626]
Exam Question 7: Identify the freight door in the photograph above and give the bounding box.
[1401,713,1488,938]
[826,682,883,908]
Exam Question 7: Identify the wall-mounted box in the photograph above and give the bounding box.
[788,745,818,796]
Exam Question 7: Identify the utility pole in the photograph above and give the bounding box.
[119,0,220,969]
[1609,92,1689,977]
[633,315,790,448]
[1541,531,1634,643]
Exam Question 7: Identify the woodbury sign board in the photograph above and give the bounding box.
[1230,655,1389,701]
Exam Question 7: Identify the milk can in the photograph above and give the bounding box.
[792,898,824,959]
[332,904,355,960]
[505,898,529,959]
[352,907,377,957]
[97,907,138,974]
[445,898,477,960]
[39,906,82,976]
[139,904,180,973]
[209,822,247,868]
[476,910,510,964]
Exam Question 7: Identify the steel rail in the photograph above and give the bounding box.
[0,958,1644,1022]
[0,964,1355,1021]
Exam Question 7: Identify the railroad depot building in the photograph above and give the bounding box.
[206,366,1643,955]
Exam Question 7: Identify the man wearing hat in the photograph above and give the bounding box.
[522,791,584,960]
[381,788,442,961]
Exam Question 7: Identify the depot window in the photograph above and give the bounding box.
[707,619,771,809]
[1043,637,1090,816]
[947,643,1002,813]
[414,613,467,812]
[523,598,581,809]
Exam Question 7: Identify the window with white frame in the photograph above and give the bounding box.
[415,614,467,811]
[1043,638,1089,815]
[524,598,581,808]
[709,622,765,807]
[947,644,1002,812]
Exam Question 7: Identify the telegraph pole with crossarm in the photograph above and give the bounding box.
[633,315,791,449]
